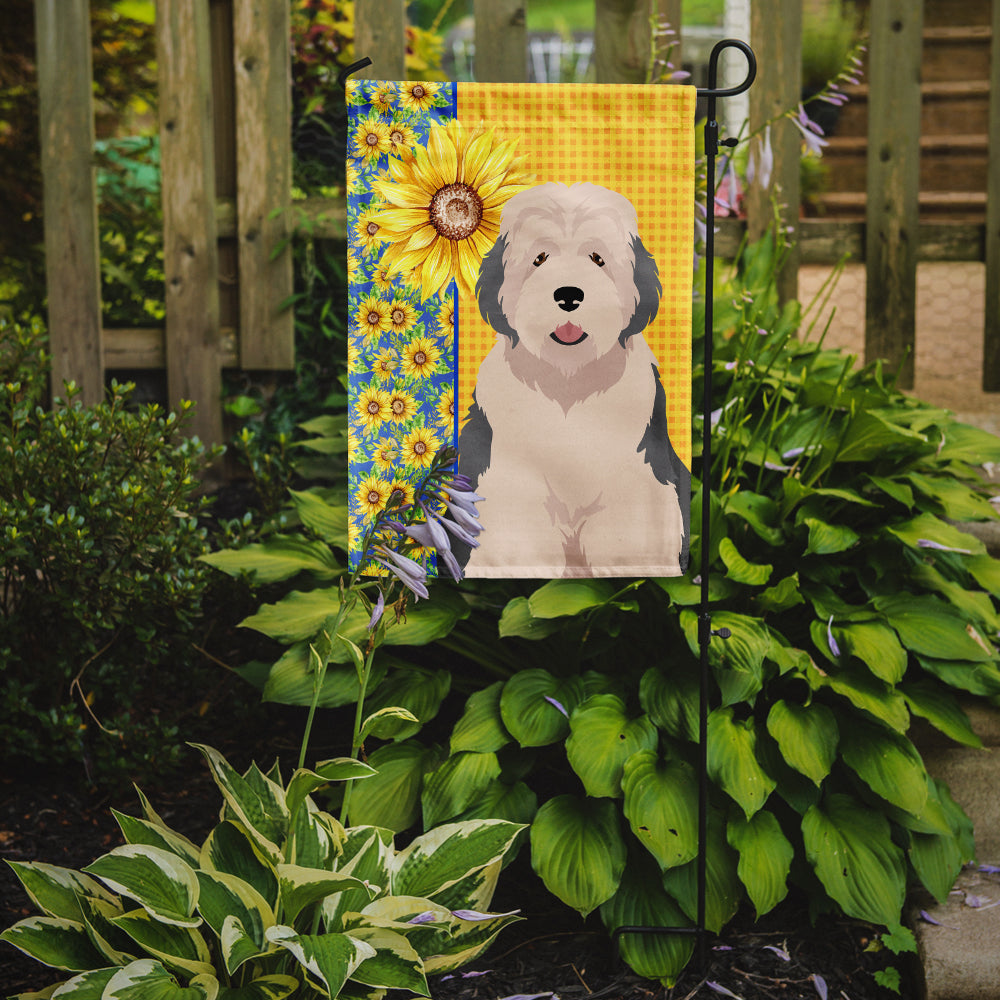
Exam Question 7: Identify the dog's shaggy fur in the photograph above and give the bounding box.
[458,182,690,576]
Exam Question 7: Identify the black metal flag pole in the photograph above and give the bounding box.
[612,38,756,973]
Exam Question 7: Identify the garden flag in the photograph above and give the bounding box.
[347,80,695,578]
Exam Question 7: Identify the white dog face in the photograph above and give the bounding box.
[476,183,661,380]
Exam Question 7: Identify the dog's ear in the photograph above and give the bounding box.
[619,235,662,346]
[476,233,519,347]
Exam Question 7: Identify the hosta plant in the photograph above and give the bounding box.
[1,743,523,999]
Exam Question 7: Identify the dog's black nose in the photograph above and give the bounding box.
[554,286,584,312]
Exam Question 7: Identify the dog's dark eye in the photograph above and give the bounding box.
[532,251,548,267]
[589,252,606,268]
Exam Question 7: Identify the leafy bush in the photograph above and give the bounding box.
[208,234,1000,984]
[0,317,220,783]
[1,743,524,998]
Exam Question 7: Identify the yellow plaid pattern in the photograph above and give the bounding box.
[456,83,695,465]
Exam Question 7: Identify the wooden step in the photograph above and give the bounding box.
[922,25,993,83]
[922,0,992,28]
[813,190,987,222]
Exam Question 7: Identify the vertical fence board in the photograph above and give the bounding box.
[233,0,294,369]
[595,0,654,84]
[474,0,527,82]
[983,0,1000,390]
[354,0,406,80]
[157,0,222,445]
[864,0,923,389]
[34,0,103,405]
[658,0,683,72]
[747,0,801,304]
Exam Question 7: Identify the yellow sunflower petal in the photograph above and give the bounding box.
[427,124,460,188]
[421,237,454,300]
[455,240,481,297]
[460,130,495,186]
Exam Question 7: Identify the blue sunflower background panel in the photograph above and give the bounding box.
[346,80,460,573]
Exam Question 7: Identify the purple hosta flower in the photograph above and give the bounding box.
[827,616,842,657]
[706,982,742,999]
[407,911,438,925]
[715,157,741,215]
[407,504,463,582]
[544,695,569,718]
[441,970,493,981]
[763,944,791,962]
[375,545,429,600]
[367,589,385,630]
[917,538,973,555]
[979,864,1000,874]
[791,103,829,156]
[442,496,482,536]
[746,125,774,191]
[496,994,557,1000]
[812,974,828,1000]
[919,909,958,929]
[451,908,521,921]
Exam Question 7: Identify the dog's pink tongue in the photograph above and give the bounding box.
[552,322,584,344]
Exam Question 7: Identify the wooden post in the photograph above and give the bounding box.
[233,0,294,369]
[594,0,654,84]
[34,0,104,405]
[983,0,1000,390]
[354,0,406,81]
[654,0,683,80]
[157,0,223,445]
[864,0,923,389]
[474,0,527,83]
[747,0,801,305]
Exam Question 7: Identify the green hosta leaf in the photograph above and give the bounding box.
[802,793,906,926]
[727,811,793,917]
[835,621,907,684]
[499,670,584,747]
[810,661,910,732]
[347,740,441,832]
[621,751,698,871]
[718,537,772,586]
[654,573,737,605]
[707,708,776,818]
[906,472,998,521]
[392,820,524,900]
[874,594,995,662]
[112,812,201,868]
[345,926,428,994]
[200,822,278,910]
[765,700,838,786]
[103,959,218,1000]
[803,517,859,556]
[359,706,421,742]
[195,871,273,974]
[724,490,784,545]
[277,865,374,925]
[288,489,349,547]
[935,421,1000,464]
[910,562,1000,633]
[680,610,770,706]
[5,862,118,923]
[886,512,985,557]
[200,536,341,583]
[866,474,914,509]
[599,853,694,987]
[453,779,538,827]
[421,751,502,828]
[497,596,565,639]
[0,916,107,971]
[755,573,805,614]
[261,643,386,709]
[265,926,375,998]
[530,795,626,917]
[83,846,200,928]
[835,410,927,463]
[909,823,965,905]
[450,682,511,754]
[916,655,1000,697]
[901,680,982,748]
[565,695,658,798]
[527,578,616,618]
[363,667,451,740]
[639,664,699,742]
[661,810,741,933]
[111,909,214,978]
[967,553,1000,597]
[216,975,299,1000]
[839,718,929,816]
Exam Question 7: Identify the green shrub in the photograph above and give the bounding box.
[0,317,220,783]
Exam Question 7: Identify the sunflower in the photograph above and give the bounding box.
[355,387,392,430]
[355,295,393,339]
[372,84,394,114]
[387,119,418,160]
[354,204,385,253]
[400,336,442,379]
[371,263,398,292]
[355,474,393,521]
[397,81,441,113]
[373,439,399,472]
[372,349,398,381]
[388,299,418,335]
[436,387,455,426]
[373,120,532,300]
[436,298,456,337]
[387,387,418,423]
[353,115,391,163]
[401,425,439,469]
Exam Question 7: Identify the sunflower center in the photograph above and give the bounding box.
[367,310,380,325]
[392,398,405,414]
[413,441,427,455]
[391,130,404,145]
[429,183,483,241]
[413,351,427,366]
[367,490,381,504]
[392,309,406,325]
[366,221,379,236]
[411,85,426,100]
[367,401,380,415]
[365,131,379,147]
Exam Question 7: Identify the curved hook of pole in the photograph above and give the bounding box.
[337,57,373,90]
[696,39,756,98]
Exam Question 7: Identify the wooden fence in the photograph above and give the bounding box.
[33,0,1000,445]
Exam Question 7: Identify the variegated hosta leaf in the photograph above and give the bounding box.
[0,916,107,971]
[288,802,344,870]
[112,810,202,868]
[102,958,218,999]
[4,861,118,922]
[599,853,694,987]
[422,907,522,975]
[200,822,278,910]
[529,795,626,917]
[110,908,214,979]
[391,820,524,901]
[450,681,511,754]
[276,864,375,925]
[323,829,393,931]
[195,871,274,973]
[46,966,118,997]
[499,669,585,747]
[83,846,200,928]
[422,859,501,915]
[621,751,699,871]
[77,894,136,966]
[420,751,502,829]
[265,926,375,998]
[565,695,658,799]
[219,915,271,980]
[285,760,376,824]
[802,793,906,926]
[726,810,793,918]
[344,926,429,995]
[765,700,838,786]
[214,974,300,999]
[706,707,776,818]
